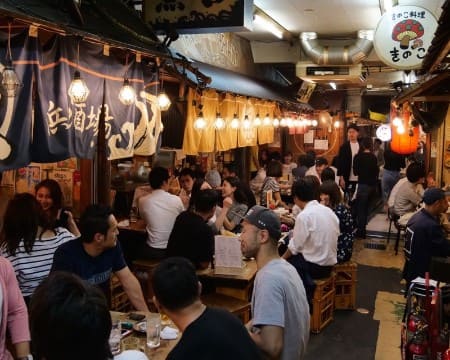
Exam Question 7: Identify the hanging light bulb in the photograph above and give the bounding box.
[273,118,280,127]
[1,22,21,97]
[280,118,287,127]
[392,116,402,127]
[243,115,251,129]
[286,118,293,128]
[253,113,261,127]
[68,70,89,103]
[263,113,271,126]
[214,112,225,130]
[118,78,136,105]
[194,111,206,130]
[311,119,318,127]
[157,92,171,111]
[68,39,89,103]
[230,113,240,129]
[397,124,405,134]
[334,120,340,128]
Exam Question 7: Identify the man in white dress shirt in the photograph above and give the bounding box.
[138,167,184,259]
[283,177,339,279]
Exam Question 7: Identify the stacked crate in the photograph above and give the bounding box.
[310,272,336,333]
[110,274,131,312]
[334,261,357,310]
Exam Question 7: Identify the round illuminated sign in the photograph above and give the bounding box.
[376,124,392,142]
[373,6,437,70]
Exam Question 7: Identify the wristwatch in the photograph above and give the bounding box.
[17,355,33,360]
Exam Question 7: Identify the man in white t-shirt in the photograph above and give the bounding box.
[139,167,184,259]
[240,205,310,360]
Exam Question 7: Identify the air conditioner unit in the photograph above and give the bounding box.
[296,62,363,83]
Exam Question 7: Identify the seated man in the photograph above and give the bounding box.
[30,272,147,360]
[240,206,310,359]
[139,167,184,259]
[51,204,148,311]
[283,178,339,279]
[151,257,262,359]
[393,162,425,217]
[166,189,218,269]
[403,188,450,289]
[178,168,196,209]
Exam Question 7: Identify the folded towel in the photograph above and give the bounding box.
[161,326,178,340]
[118,219,130,227]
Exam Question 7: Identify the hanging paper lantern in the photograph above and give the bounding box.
[390,109,419,155]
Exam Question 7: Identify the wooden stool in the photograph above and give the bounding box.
[201,292,251,324]
[132,258,162,311]
[333,262,358,310]
[310,273,335,334]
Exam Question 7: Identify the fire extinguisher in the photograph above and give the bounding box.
[405,328,429,360]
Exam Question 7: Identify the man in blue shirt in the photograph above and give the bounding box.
[51,204,148,311]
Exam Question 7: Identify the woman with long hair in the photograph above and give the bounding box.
[221,176,248,232]
[0,193,76,302]
[319,180,355,263]
[260,160,288,209]
[35,179,80,237]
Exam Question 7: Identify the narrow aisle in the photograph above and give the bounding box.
[305,213,405,360]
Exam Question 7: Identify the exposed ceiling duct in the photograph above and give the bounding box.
[300,30,374,65]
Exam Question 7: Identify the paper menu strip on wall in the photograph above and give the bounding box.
[214,236,242,269]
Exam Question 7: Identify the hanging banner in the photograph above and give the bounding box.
[32,36,158,162]
[373,6,438,70]
[0,30,37,172]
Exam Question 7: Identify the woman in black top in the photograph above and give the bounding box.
[353,137,379,238]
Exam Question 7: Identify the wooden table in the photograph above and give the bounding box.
[118,218,146,233]
[197,259,257,301]
[112,311,179,360]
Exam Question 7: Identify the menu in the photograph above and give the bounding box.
[214,235,243,274]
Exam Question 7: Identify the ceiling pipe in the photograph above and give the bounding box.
[300,30,374,65]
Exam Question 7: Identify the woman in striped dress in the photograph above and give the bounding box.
[0,193,76,303]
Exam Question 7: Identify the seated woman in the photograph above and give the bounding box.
[0,256,31,359]
[35,179,80,237]
[221,176,248,233]
[260,160,288,209]
[0,193,76,303]
[319,180,355,263]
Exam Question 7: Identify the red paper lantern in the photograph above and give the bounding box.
[390,109,419,155]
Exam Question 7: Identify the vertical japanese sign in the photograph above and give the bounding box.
[373,6,437,70]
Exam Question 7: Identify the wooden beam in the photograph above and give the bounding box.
[430,41,450,74]
[395,72,450,105]
[412,95,450,102]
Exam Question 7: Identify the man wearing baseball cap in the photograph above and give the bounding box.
[240,205,310,360]
[403,187,450,288]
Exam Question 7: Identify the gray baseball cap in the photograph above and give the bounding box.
[243,205,281,240]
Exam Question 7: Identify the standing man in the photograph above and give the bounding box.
[151,257,262,359]
[51,204,148,311]
[139,166,184,259]
[240,205,310,359]
[337,123,360,200]
[403,188,450,288]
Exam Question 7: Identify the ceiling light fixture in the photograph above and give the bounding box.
[214,112,225,130]
[157,70,171,111]
[329,82,337,90]
[230,113,240,129]
[68,38,89,103]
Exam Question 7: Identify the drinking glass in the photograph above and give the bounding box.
[146,313,161,348]
[109,318,121,355]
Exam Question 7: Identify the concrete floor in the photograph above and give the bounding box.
[305,211,406,360]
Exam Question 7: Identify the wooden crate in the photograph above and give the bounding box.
[110,275,131,312]
[311,273,335,333]
[334,262,357,310]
